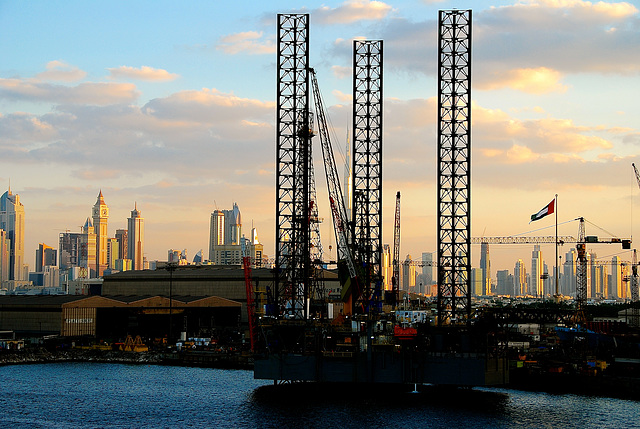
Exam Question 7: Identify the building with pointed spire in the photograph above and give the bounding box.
[128,203,144,271]
[0,186,26,281]
[92,191,109,276]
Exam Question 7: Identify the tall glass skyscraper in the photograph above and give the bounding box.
[0,187,25,281]
[128,203,144,270]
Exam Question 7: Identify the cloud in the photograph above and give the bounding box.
[332,90,352,102]
[0,78,139,105]
[142,88,274,127]
[331,65,352,79]
[108,66,179,81]
[314,0,393,25]
[36,61,87,82]
[473,104,614,156]
[476,67,568,94]
[216,31,276,55]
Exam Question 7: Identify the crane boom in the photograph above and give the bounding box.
[471,236,575,244]
[392,191,401,305]
[633,163,640,190]
[309,68,358,302]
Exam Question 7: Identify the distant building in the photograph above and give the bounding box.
[115,229,128,261]
[127,204,144,270]
[496,269,512,296]
[381,244,391,291]
[611,256,623,299]
[402,254,416,292]
[479,244,490,296]
[208,203,264,268]
[421,252,434,288]
[562,248,577,297]
[514,259,526,296]
[0,229,9,283]
[0,187,26,281]
[193,250,203,264]
[106,238,119,269]
[91,191,109,276]
[531,245,543,297]
[168,249,188,265]
[35,243,57,272]
[209,203,242,265]
[80,218,97,277]
[59,221,97,279]
[471,267,483,296]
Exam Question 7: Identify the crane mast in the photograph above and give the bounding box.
[392,191,401,306]
[308,68,359,304]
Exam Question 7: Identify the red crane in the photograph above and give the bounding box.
[243,256,257,352]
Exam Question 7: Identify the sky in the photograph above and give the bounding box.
[1,0,639,277]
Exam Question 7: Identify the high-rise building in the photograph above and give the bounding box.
[471,267,483,296]
[59,232,82,271]
[0,229,9,283]
[35,243,57,272]
[115,229,128,261]
[106,237,119,269]
[480,243,491,296]
[611,256,623,299]
[496,269,512,296]
[127,203,144,271]
[402,254,416,292]
[422,252,434,287]
[92,191,109,276]
[514,259,527,296]
[0,186,25,280]
[209,203,243,265]
[381,244,391,291]
[80,218,97,277]
[531,245,543,297]
[562,248,577,297]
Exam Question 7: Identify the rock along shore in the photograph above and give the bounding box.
[0,348,252,369]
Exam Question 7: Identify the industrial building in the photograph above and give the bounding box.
[0,293,241,341]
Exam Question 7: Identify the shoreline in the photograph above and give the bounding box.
[0,348,252,370]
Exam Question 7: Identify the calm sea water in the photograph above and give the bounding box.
[0,363,638,428]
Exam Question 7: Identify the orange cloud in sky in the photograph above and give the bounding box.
[315,0,393,25]
[36,61,87,82]
[108,66,179,82]
[477,67,567,94]
[216,31,276,55]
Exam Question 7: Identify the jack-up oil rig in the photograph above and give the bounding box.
[249,10,636,388]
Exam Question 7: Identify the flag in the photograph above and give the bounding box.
[530,199,555,223]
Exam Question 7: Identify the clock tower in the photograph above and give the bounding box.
[92,190,109,276]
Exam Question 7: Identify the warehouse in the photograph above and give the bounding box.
[0,294,241,341]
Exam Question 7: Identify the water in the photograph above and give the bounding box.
[0,363,638,428]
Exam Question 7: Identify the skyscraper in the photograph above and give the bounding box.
[611,256,623,299]
[35,243,57,272]
[128,203,144,271]
[514,259,527,296]
[531,245,543,297]
[0,186,25,280]
[92,191,109,276]
[0,229,9,283]
[115,229,128,260]
[80,217,97,277]
[422,252,433,287]
[209,203,242,265]
[480,243,491,295]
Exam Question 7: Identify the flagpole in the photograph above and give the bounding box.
[555,193,559,300]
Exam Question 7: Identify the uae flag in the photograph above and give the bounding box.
[530,199,555,223]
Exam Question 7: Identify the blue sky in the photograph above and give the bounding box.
[1,0,639,275]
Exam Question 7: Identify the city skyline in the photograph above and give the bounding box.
[1,1,639,274]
